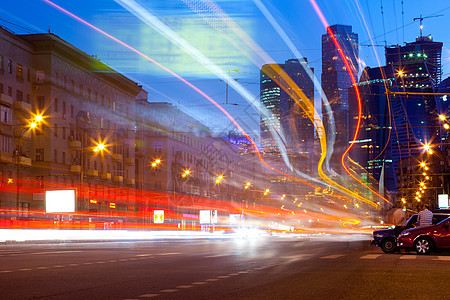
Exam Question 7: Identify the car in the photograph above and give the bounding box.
[372,213,450,253]
[397,217,450,255]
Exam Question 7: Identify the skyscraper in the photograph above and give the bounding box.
[260,58,314,172]
[321,25,359,171]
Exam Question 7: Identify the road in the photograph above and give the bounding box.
[0,234,449,299]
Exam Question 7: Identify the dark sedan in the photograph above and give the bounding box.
[397,217,450,254]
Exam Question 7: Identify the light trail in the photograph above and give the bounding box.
[309,0,390,204]
[168,0,378,206]
[41,0,377,235]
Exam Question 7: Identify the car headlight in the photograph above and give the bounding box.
[399,232,410,237]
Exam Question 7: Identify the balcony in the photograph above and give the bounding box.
[0,151,13,163]
[19,156,32,167]
[70,165,81,173]
[125,157,134,165]
[112,153,123,161]
[86,169,98,177]
[69,140,81,149]
[113,175,123,183]
[14,100,31,112]
[14,128,31,139]
[0,94,13,106]
[125,178,135,186]
[100,172,112,180]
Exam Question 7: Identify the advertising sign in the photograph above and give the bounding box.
[199,210,211,224]
[438,194,449,209]
[154,210,164,223]
[45,190,75,213]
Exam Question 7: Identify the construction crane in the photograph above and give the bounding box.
[413,14,443,38]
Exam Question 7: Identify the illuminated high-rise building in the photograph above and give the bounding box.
[321,25,359,171]
[260,59,314,172]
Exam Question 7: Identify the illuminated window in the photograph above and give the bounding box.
[16,63,23,79]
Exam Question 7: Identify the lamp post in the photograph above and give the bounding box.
[15,115,43,210]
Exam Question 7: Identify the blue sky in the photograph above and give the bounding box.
[1,0,449,137]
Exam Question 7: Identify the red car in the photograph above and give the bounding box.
[397,217,450,254]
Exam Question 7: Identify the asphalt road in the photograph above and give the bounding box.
[0,234,449,300]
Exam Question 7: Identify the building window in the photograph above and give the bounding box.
[71,104,74,118]
[54,124,58,137]
[0,135,12,153]
[88,88,91,100]
[7,87,12,97]
[16,90,23,102]
[63,127,66,139]
[62,101,66,119]
[63,76,66,89]
[37,96,45,110]
[113,100,116,111]
[54,150,57,163]
[36,148,44,162]
[1,106,12,124]
[0,55,3,70]
[27,68,30,81]
[16,64,23,79]
[54,98,58,112]
[0,83,3,94]
[62,152,66,165]
[7,59,11,73]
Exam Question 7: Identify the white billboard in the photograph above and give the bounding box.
[154,210,164,224]
[438,194,449,209]
[45,190,75,213]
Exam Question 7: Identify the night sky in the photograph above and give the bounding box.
[1,0,449,138]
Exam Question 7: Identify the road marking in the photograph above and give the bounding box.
[129,258,138,261]
[83,262,94,265]
[159,289,178,293]
[68,264,79,266]
[205,278,219,282]
[192,282,207,285]
[360,254,382,259]
[229,273,239,276]
[320,254,345,259]
[205,254,229,258]
[37,267,49,269]
[217,275,230,278]
[435,256,450,261]
[18,268,32,271]
[0,270,12,273]
[108,260,118,263]
[399,255,416,260]
[238,271,248,274]
[139,294,160,298]
[53,265,65,268]
[158,253,180,256]
[176,285,193,289]
[137,254,153,257]
[29,251,82,255]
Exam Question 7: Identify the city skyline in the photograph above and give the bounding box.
[0,0,449,135]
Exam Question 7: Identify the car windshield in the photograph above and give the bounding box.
[403,215,417,228]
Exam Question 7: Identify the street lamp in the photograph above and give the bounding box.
[16,115,43,210]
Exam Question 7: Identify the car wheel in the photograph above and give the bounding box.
[380,238,397,254]
[414,237,433,255]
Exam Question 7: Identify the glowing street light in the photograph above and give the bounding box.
[444,123,450,130]
[439,114,446,121]
[420,162,426,167]
[182,169,190,178]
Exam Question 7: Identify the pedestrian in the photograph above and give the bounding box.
[417,204,433,226]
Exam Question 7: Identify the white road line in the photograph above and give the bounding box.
[176,285,193,289]
[53,265,65,268]
[83,262,94,265]
[399,255,416,260]
[29,251,82,255]
[68,264,79,266]
[109,260,118,263]
[192,282,207,285]
[0,270,12,273]
[217,275,230,279]
[139,294,160,298]
[137,254,153,257]
[37,267,49,269]
[158,253,180,256]
[320,254,346,259]
[159,289,178,293]
[205,254,229,258]
[18,268,32,271]
[229,273,239,276]
[205,279,219,282]
[360,254,382,259]
[238,271,248,274]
